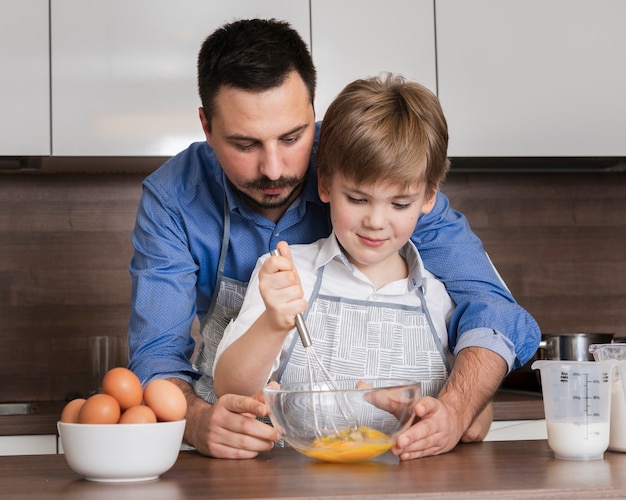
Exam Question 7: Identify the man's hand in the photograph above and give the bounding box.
[392,347,506,460]
[391,396,459,459]
[168,378,281,459]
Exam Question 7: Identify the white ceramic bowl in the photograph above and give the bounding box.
[263,378,421,463]
[57,420,185,482]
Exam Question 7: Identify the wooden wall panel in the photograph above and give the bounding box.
[442,172,626,340]
[0,169,624,402]
[0,173,143,402]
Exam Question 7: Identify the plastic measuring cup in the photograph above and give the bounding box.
[532,360,616,460]
[589,343,626,452]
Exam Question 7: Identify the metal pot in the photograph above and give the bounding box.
[502,332,615,391]
[537,332,615,361]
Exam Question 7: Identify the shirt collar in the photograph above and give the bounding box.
[315,231,424,291]
[400,240,425,291]
[314,232,344,269]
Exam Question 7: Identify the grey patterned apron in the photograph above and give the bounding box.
[276,265,450,397]
[193,197,248,404]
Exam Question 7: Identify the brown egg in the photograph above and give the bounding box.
[78,393,121,424]
[102,367,143,410]
[118,405,157,424]
[143,379,187,422]
[60,398,86,423]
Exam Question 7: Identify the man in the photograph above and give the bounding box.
[128,18,540,459]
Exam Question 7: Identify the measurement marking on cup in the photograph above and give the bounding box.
[585,373,591,440]
[582,372,603,440]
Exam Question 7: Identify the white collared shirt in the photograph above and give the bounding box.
[214,234,455,380]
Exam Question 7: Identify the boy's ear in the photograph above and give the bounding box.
[317,170,330,202]
[420,187,439,215]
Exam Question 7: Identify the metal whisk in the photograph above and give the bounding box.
[270,248,357,436]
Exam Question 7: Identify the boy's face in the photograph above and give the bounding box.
[319,172,436,272]
[200,71,315,223]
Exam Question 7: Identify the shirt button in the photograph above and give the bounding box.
[371,295,378,300]
[273,232,280,237]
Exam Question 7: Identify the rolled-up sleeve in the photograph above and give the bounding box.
[414,191,541,371]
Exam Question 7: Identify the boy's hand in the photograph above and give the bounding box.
[259,241,307,332]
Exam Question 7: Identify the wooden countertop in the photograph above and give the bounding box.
[0,390,545,436]
[2,441,626,499]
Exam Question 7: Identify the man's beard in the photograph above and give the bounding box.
[237,176,304,210]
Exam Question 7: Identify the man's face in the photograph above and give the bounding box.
[200,71,316,222]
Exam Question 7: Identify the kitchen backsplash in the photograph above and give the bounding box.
[1,166,625,402]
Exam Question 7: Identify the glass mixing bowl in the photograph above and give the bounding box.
[263,378,421,463]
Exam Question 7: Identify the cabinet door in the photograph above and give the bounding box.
[311,0,436,119]
[0,0,50,156]
[0,435,57,456]
[51,0,309,156]
[436,0,626,157]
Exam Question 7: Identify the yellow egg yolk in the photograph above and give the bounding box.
[299,426,393,463]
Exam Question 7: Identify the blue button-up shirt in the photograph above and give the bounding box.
[128,122,540,385]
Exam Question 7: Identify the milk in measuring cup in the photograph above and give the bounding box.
[547,422,609,458]
[609,377,626,451]
[532,359,616,460]
[589,343,626,452]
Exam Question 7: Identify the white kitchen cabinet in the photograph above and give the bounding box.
[50,0,310,156]
[0,0,50,156]
[311,0,436,120]
[436,0,626,157]
[0,435,57,456]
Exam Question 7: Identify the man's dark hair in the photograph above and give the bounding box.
[198,18,316,128]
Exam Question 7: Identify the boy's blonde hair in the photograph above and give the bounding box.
[316,73,449,197]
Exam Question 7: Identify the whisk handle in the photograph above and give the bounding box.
[270,248,313,348]
[295,314,312,348]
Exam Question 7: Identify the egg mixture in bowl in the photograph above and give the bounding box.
[263,378,421,463]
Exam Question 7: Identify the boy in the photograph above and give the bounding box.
[213,74,496,457]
